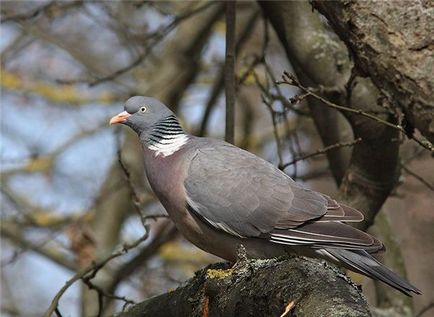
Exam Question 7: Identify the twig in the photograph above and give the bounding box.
[280,138,362,170]
[261,94,284,167]
[278,72,433,151]
[252,66,287,168]
[107,222,177,294]
[54,307,63,317]
[263,61,303,177]
[402,147,426,164]
[1,2,84,24]
[199,63,225,137]
[115,129,146,228]
[224,1,236,144]
[1,121,107,178]
[415,302,434,317]
[238,55,262,85]
[57,2,217,86]
[1,1,55,23]
[0,223,77,271]
[42,230,149,317]
[400,163,434,192]
[143,213,169,221]
[280,300,295,317]
[81,278,136,314]
[199,10,259,136]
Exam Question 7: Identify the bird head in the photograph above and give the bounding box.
[109,96,175,135]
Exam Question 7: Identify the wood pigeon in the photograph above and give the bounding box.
[110,96,420,296]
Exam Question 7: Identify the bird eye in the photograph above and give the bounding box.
[140,106,147,113]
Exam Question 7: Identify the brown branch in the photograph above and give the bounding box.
[260,1,400,246]
[42,230,149,317]
[81,278,136,315]
[311,1,434,144]
[279,72,432,151]
[57,2,218,86]
[259,0,378,187]
[261,94,284,167]
[198,62,225,137]
[115,129,146,228]
[198,10,259,137]
[0,223,76,271]
[1,121,107,178]
[279,73,397,129]
[224,1,236,144]
[107,221,178,295]
[0,1,75,24]
[415,302,434,317]
[280,138,362,170]
[400,163,434,192]
[115,256,370,317]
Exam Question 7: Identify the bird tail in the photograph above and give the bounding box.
[325,248,421,296]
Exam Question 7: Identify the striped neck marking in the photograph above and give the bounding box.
[145,115,188,157]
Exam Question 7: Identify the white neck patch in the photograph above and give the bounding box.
[146,134,188,157]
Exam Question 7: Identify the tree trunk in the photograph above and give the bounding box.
[259,0,399,230]
[312,0,434,145]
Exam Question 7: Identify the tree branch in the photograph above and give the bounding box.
[224,1,236,144]
[260,1,401,231]
[199,9,259,137]
[311,0,434,146]
[281,138,362,171]
[115,256,370,317]
[42,231,150,317]
[1,223,76,271]
[259,0,354,185]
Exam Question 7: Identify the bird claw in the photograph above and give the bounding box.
[231,244,248,269]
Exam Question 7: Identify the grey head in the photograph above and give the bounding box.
[110,96,176,136]
[110,96,189,157]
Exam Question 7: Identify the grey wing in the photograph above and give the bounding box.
[184,142,328,237]
[185,141,382,253]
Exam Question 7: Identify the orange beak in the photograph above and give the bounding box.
[109,111,131,125]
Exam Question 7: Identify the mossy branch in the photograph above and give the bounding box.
[116,256,371,317]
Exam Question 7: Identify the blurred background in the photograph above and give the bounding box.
[1,1,433,317]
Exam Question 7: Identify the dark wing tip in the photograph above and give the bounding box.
[325,249,421,296]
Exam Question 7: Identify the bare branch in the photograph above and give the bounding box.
[311,1,434,144]
[400,163,434,192]
[278,72,433,151]
[224,1,236,144]
[280,138,362,170]
[1,223,76,271]
[1,121,107,178]
[1,1,55,23]
[42,229,150,317]
[81,278,136,315]
[415,302,434,317]
[58,2,218,86]
[115,129,147,228]
[107,221,177,294]
[115,256,370,317]
[199,10,260,137]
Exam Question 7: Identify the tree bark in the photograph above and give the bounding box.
[116,256,371,317]
[259,0,404,306]
[259,0,355,185]
[259,0,399,230]
[312,0,434,145]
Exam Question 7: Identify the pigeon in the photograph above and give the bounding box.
[110,96,420,296]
